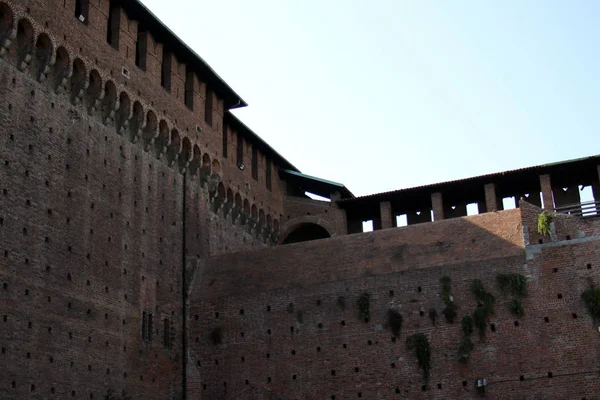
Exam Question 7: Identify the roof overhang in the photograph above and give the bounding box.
[123,0,247,110]
[281,169,355,200]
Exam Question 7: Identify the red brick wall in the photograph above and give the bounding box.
[0,1,267,399]
[190,209,600,399]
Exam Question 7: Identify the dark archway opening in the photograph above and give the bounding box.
[282,223,330,245]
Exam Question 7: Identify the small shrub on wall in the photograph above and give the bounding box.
[406,333,431,380]
[582,285,600,320]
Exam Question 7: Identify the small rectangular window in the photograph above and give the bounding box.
[222,125,228,158]
[266,160,272,191]
[251,146,258,180]
[205,88,213,126]
[147,313,153,342]
[237,135,243,167]
[75,0,90,25]
[161,49,172,91]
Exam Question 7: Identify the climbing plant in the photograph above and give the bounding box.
[509,299,524,317]
[582,285,600,320]
[497,273,527,316]
[458,336,474,363]
[357,292,370,320]
[497,273,527,297]
[406,333,431,380]
[387,308,403,337]
[440,275,458,323]
[470,280,495,338]
[461,315,473,337]
[537,211,553,237]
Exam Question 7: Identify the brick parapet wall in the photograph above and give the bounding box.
[190,208,600,399]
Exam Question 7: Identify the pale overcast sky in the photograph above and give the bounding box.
[140,0,600,198]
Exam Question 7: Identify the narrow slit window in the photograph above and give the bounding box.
[204,87,213,126]
[141,312,147,341]
[185,68,194,110]
[163,318,171,348]
[161,49,172,91]
[222,124,228,158]
[147,313,153,342]
[237,135,243,167]
[135,26,147,70]
[106,1,120,48]
[266,160,272,191]
[252,146,258,180]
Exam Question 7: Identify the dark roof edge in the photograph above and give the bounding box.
[282,169,355,199]
[126,0,247,110]
[339,154,600,203]
[224,112,299,172]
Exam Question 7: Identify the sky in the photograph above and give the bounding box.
[140,0,600,198]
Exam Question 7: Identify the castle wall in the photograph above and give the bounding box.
[190,205,600,399]
[0,1,269,398]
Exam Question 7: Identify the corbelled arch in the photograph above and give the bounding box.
[31,32,53,81]
[85,69,102,113]
[166,129,181,166]
[116,91,131,135]
[142,110,158,151]
[101,80,118,124]
[0,2,16,58]
[15,18,34,70]
[70,57,87,104]
[179,137,192,172]
[50,46,70,93]
[155,120,169,159]
[129,101,144,143]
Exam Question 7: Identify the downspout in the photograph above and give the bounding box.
[181,171,187,399]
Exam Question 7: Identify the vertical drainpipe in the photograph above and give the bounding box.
[181,172,187,399]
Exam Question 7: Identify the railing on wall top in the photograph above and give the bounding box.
[554,200,600,218]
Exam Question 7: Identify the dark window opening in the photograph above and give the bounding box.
[75,0,89,25]
[236,135,243,167]
[205,87,213,126]
[251,146,258,180]
[147,312,153,342]
[106,1,120,49]
[266,161,272,191]
[163,318,171,348]
[161,49,172,91]
[222,125,228,158]
[141,312,147,341]
[135,26,147,70]
[185,68,194,110]
[282,223,330,244]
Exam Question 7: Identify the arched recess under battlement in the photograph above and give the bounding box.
[32,33,53,81]
[280,217,335,245]
[15,18,34,70]
[0,3,14,36]
[0,2,15,58]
